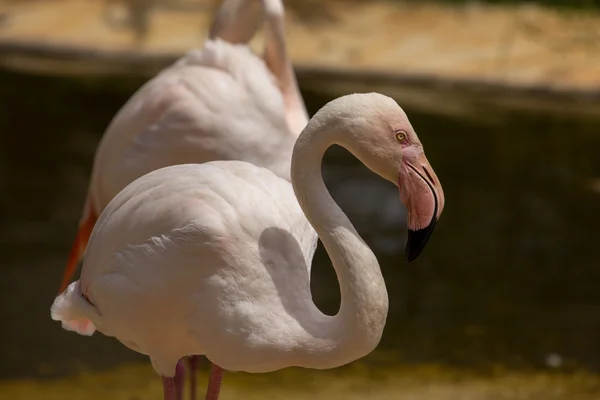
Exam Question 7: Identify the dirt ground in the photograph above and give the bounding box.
[0,0,599,93]
[1,362,600,400]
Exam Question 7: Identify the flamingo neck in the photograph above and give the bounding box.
[290,123,389,369]
[262,2,309,136]
[208,0,263,44]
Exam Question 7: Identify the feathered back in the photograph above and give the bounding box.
[89,39,295,214]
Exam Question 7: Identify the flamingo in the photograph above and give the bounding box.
[58,1,306,396]
[51,92,445,400]
[60,0,306,293]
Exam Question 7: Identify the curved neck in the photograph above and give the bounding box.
[290,123,389,369]
[208,0,263,44]
[209,0,308,137]
[262,2,309,137]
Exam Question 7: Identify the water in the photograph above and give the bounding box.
[0,69,599,393]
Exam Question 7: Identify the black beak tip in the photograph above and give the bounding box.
[405,219,437,263]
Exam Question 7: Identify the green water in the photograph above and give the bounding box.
[0,69,599,397]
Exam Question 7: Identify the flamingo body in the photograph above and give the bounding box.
[54,162,318,376]
[91,40,295,215]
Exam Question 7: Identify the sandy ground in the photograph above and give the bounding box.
[1,362,600,400]
[0,0,599,93]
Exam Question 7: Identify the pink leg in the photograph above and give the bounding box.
[174,359,186,400]
[205,364,225,400]
[188,356,198,400]
[163,376,177,400]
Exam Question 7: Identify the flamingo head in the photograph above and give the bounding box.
[317,93,446,262]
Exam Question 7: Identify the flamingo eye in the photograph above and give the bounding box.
[395,130,407,143]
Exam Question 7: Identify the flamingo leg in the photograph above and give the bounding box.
[174,359,186,400]
[205,364,225,400]
[163,376,177,400]
[188,356,199,400]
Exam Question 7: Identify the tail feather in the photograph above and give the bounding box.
[51,281,98,336]
[59,198,97,293]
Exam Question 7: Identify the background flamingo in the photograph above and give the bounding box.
[60,0,306,293]
[51,92,445,400]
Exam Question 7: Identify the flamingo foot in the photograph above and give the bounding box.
[174,359,186,400]
[162,376,177,400]
[188,356,199,400]
[205,363,225,400]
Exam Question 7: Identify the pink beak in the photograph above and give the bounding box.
[399,152,445,262]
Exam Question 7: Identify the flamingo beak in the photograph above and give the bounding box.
[398,152,445,262]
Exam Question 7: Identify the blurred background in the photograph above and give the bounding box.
[1,0,600,399]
